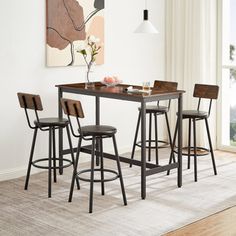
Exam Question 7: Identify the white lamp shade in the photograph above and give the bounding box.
[134,20,159,34]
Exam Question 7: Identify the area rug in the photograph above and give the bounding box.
[1,150,236,236]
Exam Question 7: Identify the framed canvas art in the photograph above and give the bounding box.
[46,0,104,67]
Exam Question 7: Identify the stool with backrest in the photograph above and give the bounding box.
[130,80,178,167]
[61,98,127,213]
[168,84,219,181]
[17,92,79,198]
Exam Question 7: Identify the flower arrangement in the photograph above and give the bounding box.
[76,35,101,83]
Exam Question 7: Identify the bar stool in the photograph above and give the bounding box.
[168,84,219,181]
[17,92,79,198]
[130,80,178,167]
[61,98,127,213]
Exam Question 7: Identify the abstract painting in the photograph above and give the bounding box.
[46,0,104,67]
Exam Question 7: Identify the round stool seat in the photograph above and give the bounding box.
[138,105,168,113]
[34,117,69,127]
[177,110,208,119]
[81,125,117,136]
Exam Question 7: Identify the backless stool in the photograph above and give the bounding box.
[130,80,178,167]
[168,84,219,181]
[17,92,79,198]
[61,98,127,213]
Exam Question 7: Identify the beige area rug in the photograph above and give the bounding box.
[1,150,236,236]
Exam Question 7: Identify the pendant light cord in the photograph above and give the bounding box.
[145,0,147,9]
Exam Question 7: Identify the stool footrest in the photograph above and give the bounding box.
[77,168,119,183]
[174,146,210,156]
[32,158,73,169]
[136,140,169,149]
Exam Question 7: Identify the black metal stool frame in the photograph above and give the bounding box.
[130,80,178,167]
[61,98,127,213]
[168,84,219,181]
[17,93,79,198]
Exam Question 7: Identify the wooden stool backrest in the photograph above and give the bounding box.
[193,84,219,117]
[61,98,84,137]
[193,84,219,100]
[153,80,178,111]
[17,92,43,129]
[17,92,43,111]
[154,80,178,91]
[61,98,84,118]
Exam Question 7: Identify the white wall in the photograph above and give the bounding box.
[0,0,165,180]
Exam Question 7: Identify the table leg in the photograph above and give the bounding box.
[177,94,183,187]
[95,96,100,166]
[141,101,146,199]
[58,88,63,175]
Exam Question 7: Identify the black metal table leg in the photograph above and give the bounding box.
[177,94,183,188]
[52,127,57,183]
[100,138,105,195]
[154,113,159,165]
[141,101,147,199]
[48,127,52,198]
[148,113,152,162]
[58,88,63,175]
[193,118,197,182]
[89,137,96,213]
[95,96,100,166]
[188,118,192,169]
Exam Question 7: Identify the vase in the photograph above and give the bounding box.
[84,68,95,89]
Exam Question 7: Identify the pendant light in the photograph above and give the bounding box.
[134,0,158,34]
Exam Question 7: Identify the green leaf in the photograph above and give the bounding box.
[81,49,87,55]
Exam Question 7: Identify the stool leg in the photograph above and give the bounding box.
[193,119,197,182]
[167,119,177,175]
[99,138,105,195]
[112,135,127,206]
[68,137,82,202]
[130,111,141,168]
[89,137,96,213]
[148,113,152,162]
[96,139,100,167]
[154,113,159,165]
[66,125,80,190]
[24,128,38,190]
[165,112,173,153]
[52,127,57,183]
[188,118,192,169]
[205,118,217,175]
[48,127,52,198]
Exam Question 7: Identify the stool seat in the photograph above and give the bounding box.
[177,110,208,119]
[138,105,168,113]
[81,125,117,136]
[34,118,69,127]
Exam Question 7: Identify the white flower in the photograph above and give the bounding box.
[88,35,100,43]
[76,43,86,52]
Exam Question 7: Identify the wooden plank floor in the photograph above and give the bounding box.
[165,206,236,236]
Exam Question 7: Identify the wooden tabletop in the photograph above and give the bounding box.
[56,82,185,102]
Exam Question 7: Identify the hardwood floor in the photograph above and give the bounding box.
[165,206,236,236]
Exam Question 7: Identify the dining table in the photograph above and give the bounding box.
[56,82,185,199]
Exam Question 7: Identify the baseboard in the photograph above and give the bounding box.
[0,166,40,182]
